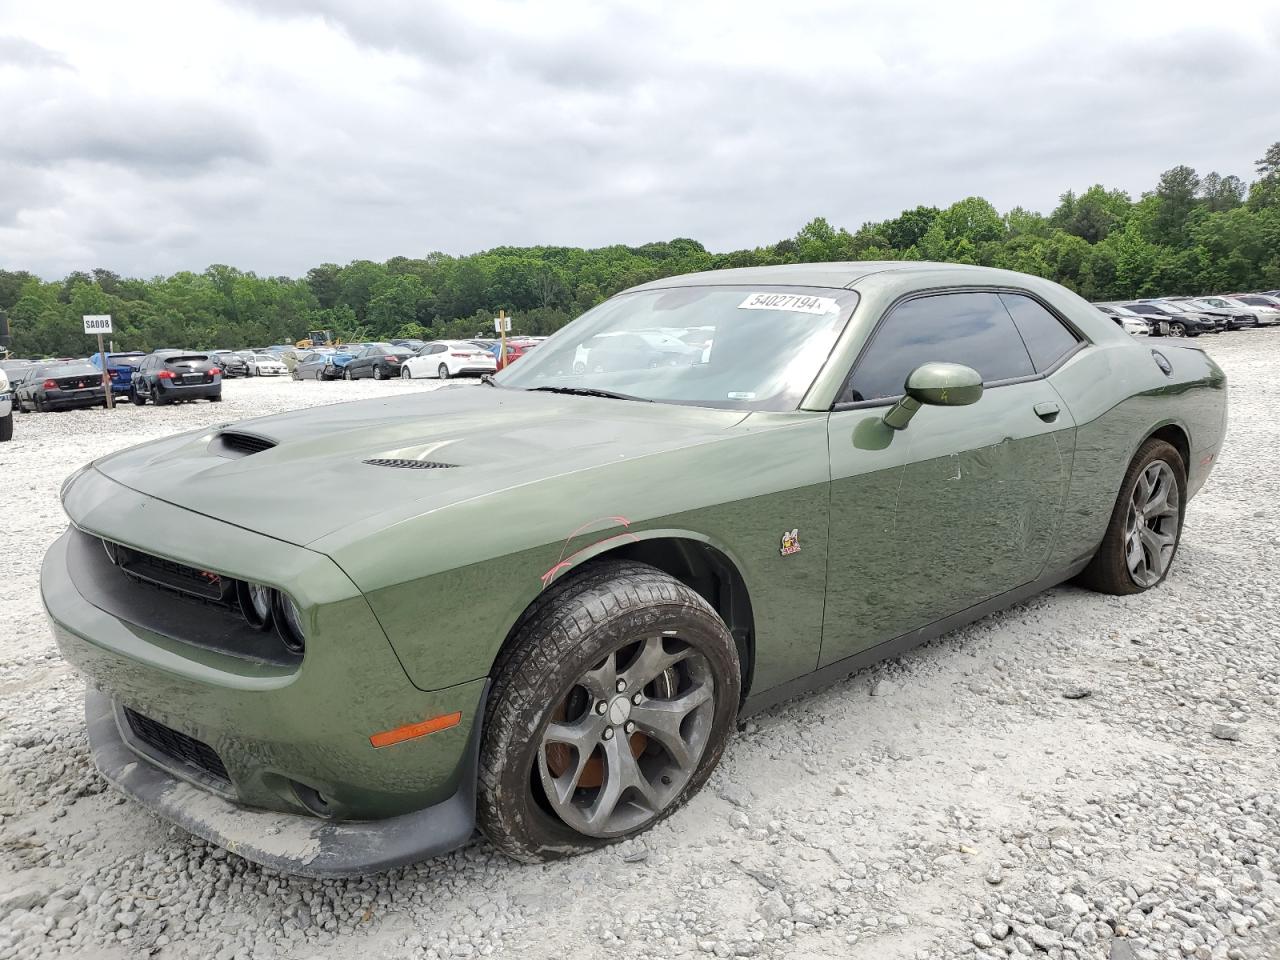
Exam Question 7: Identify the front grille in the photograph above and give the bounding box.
[124,708,229,783]
[213,432,276,457]
[363,458,457,469]
[113,542,232,602]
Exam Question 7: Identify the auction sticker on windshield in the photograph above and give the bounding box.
[738,292,839,314]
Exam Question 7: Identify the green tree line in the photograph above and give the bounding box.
[4,142,1279,358]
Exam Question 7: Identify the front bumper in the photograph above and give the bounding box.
[43,469,488,874]
[85,686,483,877]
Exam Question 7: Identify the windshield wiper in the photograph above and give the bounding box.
[527,386,651,402]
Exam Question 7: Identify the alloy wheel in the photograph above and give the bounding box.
[537,634,715,838]
[1169,323,1185,337]
[1124,459,1180,588]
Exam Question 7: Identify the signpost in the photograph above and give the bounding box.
[83,315,114,410]
[493,310,511,369]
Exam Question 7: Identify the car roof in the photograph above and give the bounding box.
[624,261,1040,293]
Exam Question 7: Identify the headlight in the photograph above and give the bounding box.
[272,592,306,653]
[238,581,274,628]
[236,581,305,654]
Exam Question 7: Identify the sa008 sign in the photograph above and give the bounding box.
[83,314,113,335]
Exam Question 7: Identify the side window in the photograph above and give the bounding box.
[842,292,1034,403]
[999,293,1080,372]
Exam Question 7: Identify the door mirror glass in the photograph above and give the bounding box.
[884,362,983,430]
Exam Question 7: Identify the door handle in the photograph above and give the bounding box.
[1034,401,1060,422]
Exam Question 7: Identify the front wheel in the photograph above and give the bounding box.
[401,367,412,380]
[1168,322,1186,337]
[478,560,740,863]
[131,387,146,406]
[0,413,12,441]
[437,364,450,380]
[343,368,352,381]
[1077,438,1186,595]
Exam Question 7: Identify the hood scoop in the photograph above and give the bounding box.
[363,458,457,470]
[212,432,277,458]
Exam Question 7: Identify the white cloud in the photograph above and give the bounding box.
[0,0,1277,278]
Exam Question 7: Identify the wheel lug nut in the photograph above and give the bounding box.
[631,693,642,705]
[595,701,608,715]
[625,721,636,735]
[602,728,614,741]
[616,679,627,693]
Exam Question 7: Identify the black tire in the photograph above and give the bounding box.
[209,394,222,403]
[154,390,171,407]
[131,386,146,406]
[0,413,12,441]
[34,396,45,413]
[374,366,385,380]
[438,364,450,380]
[401,367,412,380]
[477,560,740,863]
[1076,438,1186,596]
[343,367,352,381]
[1169,322,1186,337]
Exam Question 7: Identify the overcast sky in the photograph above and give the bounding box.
[1,0,1277,279]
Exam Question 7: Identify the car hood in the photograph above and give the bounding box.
[90,386,749,547]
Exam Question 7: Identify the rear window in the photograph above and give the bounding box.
[48,364,100,378]
[162,354,209,364]
[1000,293,1080,372]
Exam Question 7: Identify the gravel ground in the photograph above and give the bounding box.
[1,336,1277,960]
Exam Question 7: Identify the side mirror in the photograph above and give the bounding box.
[882,362,984,430]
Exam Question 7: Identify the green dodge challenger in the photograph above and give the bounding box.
[43,262,1226,875]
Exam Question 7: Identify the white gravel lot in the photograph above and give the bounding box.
[0,337,1278,960]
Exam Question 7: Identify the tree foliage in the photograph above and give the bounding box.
[5,143,1280,357]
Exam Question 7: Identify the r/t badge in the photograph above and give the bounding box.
[780,529,801,556]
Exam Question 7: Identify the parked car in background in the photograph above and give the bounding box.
[1177,298,1256,330]
[217,352,255,378]
[130,351,222,406]
[495,339,540,370]
[391,338,426,352]
[0,366,12,441]
[292,350,336,380]
[14,361,106,412]
[1093,304,1150,336]
[0,359,34,384]
[89,351,146,394]
[1120,302,1214,337]
[1225,294,1280,324]
[342,344,414,380]
[1145,300,1225,334]
[402,341,497,379]
[248,353,288,377]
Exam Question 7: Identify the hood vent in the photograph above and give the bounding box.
[363,458,457,470]
[213,432,277,458]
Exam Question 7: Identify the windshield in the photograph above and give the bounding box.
[1154,301,1192,313]
[497,285,859,410]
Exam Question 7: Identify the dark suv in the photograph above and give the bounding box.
[130,351,223,406]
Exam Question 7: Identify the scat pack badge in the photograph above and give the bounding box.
[779,529,801,557]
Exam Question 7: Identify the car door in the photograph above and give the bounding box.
[820,290,1079,667]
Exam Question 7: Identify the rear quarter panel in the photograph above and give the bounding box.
[1044,340,1226,573]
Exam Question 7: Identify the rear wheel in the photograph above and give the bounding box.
[343,367,352,381]
[478,560,740,862]
[438,364,450,380]
[374,366,386,380]
[1077,438,1185,595]
[0,413,12,441]
[131,386,146,406]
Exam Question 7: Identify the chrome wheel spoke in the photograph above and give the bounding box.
[630,682,711,768]
[621,636,690,689]
[1124,459,1181,587]
[578,652,618,700]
